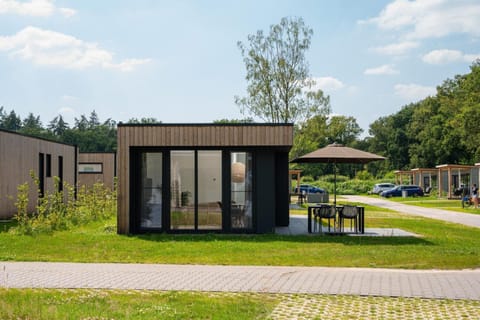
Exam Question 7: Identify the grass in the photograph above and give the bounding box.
[0,289,478,319]
[1,207,480,269]
[378,196,480,214]
[0,289,275,320]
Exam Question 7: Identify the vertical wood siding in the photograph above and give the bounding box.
[0,130,77,219]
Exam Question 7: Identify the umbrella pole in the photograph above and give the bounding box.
[333,163,337,207]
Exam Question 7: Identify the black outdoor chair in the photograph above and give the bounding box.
[313,205,336,234]
[338,205,359,233]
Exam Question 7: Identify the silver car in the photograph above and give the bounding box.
[372,183,395,194]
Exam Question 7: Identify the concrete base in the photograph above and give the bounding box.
[276,215,419,237]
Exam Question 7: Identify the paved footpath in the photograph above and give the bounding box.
[343,195,480,229]
[1,262,480,300]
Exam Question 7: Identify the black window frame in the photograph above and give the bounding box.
[78,162,103,174]
[129,147,256,234]
[46,154,52,177]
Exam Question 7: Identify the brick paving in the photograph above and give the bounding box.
[1,262,479,300]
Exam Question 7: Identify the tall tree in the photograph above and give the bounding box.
[74,115,89,131]
[236,17,329,124]
[20,113,45,136]
[325,115,363,145]
[88,110,100,129]
[48,115,69,137]
[1,110,22,131]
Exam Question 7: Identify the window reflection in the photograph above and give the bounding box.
[140,153,162,228]
[198,151,222,230]
[231,152,253,229]
[170,151,195,230]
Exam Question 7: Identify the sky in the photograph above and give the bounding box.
[0,0,479,136]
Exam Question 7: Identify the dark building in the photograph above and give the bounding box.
[117,123,293,234]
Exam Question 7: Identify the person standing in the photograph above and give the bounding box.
[472,184,479,209]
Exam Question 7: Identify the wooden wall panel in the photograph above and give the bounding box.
[77,153,116,190]
[117,124,293,148]
[0,130,77,219]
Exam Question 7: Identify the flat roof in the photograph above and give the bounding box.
[436,164,475,169]
[0,127,77,148]
[117,122,293,127]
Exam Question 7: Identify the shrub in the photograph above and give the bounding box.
[301,175,314,183]
[12,172,116,235]
[355,170,374,181]
[318,174,349,183]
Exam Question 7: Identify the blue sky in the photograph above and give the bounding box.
[0,0,479,136]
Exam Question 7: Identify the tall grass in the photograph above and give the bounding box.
[12,172,116,235]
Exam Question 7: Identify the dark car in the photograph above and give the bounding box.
[380,185,424,197]
[294,184,325,194]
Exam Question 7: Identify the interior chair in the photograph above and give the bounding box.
[339,205,359,233]
[231,205,244,228]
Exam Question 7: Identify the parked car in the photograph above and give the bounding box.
[294,184,326,194]
[371,183,396,195]
[380,185,424,197]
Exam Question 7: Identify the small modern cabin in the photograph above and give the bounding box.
[0,129,77,219]
[78,152,116,190]
[117,123,293,234]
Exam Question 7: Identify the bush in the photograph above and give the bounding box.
[306,175,398,195]
[301,175,314,183]
[12,172,116,235]
[318,174,349,183]
[355,170,374,181]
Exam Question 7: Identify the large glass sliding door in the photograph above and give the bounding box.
[136,149,252,233]
[198,151,222,230]
[140,153,163,229]
[170,150,222,230]
[170,151,195,230]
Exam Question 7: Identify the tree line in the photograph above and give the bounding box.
[365,61,480,174]
[0,108,159,152]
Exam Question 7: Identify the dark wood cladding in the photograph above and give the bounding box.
[117,124,293,147]
[116,124,293,234]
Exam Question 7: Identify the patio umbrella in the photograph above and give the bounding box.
[291,143,386,206]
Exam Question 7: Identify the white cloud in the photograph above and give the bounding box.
[422,49,480,64]
[394,83,436,101]
[58,7,75,18]
[58,106,75,115]
[0,0,76,17]
[362,0,480,39]
[0,26,151,71]
[364,64,399,75]
[371,41,419,55]
[309,76,345,92]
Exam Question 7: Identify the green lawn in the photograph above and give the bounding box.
[1,289,478,320]
[1,205,479,269]
[0,289,274,320]
[378,196,480,214]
